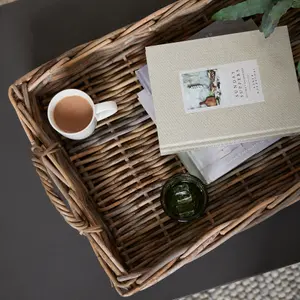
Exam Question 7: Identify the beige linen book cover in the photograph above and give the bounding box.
[146,27,300,155]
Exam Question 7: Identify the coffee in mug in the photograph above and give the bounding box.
[53,96,93,133]
[48,89,118,140]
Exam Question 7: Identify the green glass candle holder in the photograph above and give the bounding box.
[160,174,208,222]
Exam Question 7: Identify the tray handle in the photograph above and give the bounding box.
[8,84,114,241]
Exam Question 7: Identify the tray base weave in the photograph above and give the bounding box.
[8,0,300,296]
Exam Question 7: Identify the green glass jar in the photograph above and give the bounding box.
[160,174,208,222]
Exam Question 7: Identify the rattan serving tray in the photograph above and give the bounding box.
[8,0,300,296]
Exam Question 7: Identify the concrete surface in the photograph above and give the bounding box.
[1,1,300,299]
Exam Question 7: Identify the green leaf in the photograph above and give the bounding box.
[212,0,272,21]
[292,0,300,8]
[260,0,293,38]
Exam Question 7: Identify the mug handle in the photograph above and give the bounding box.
[94,101,118,121]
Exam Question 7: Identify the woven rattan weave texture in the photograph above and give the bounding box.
[8,0,300,296]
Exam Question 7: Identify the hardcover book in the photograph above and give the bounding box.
[146,27,300,155]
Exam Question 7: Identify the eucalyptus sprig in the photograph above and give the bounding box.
[212,0,300,38]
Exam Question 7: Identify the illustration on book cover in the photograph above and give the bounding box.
[179,60,265,113]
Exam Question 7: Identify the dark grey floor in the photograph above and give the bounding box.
[1,1,300,300]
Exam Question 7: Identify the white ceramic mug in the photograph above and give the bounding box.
[48,89,117,140]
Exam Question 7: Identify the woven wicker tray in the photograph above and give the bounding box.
[8,0,300,296]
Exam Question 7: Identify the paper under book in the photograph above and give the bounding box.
[138,21,279,184]
[146,26,300,155]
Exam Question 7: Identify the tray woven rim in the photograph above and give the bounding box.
[8,0,300,296]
